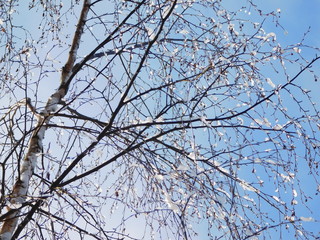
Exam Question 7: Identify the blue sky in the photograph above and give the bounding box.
[225,1,320,237]
[258,0,320,102]
[231,1,320,238]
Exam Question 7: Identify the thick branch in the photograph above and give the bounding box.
[60,0,91,90]
[61,0,147,93]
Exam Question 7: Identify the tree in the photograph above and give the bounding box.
[0,0,319,239]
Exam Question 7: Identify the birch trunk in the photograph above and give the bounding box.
[0,1,91,238]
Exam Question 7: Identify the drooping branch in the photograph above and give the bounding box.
[85,38,193,60]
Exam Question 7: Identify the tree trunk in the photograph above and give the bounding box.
[0,1,91,238]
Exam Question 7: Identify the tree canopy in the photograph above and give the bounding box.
[0,0,319,239]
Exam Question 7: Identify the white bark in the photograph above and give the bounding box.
[0,0,91,238]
